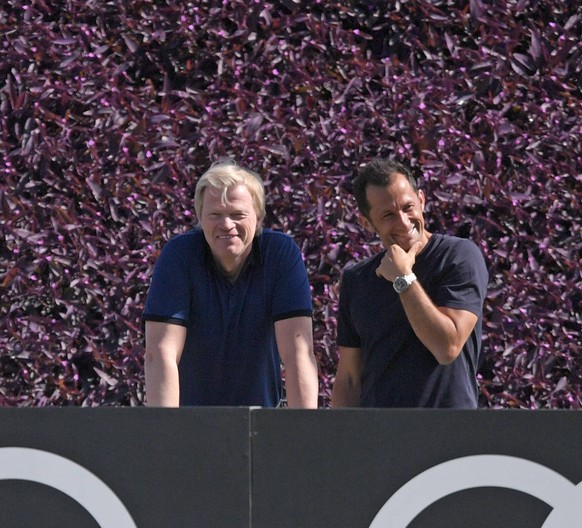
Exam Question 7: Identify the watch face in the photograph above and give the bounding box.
[394,277,408,293]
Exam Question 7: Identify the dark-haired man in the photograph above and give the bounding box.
[332,159,488,408]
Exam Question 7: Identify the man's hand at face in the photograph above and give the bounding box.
[375,240,423,282]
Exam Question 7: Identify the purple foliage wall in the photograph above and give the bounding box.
[1,0,580,407]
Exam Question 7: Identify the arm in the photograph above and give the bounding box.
[377,241,478,365]
[331,346,363,407]
[144,321,186,407]
[399,283,478,364]
[275,316,318,409]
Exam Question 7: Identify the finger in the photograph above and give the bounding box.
[409,240,423,256]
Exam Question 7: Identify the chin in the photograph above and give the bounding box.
[391,238,417,252]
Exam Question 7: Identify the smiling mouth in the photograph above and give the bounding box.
[390,226,419,246]
[396,226,417,238]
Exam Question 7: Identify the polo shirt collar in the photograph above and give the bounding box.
[202,232,264,273]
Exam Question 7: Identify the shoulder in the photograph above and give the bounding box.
[163,228,204,251]
[429,234,483,261]
[258,229,302,256]
[156,229,205,267]
[254,230,307,272]
[342,252,383,279]
[259,229,296,247]
[427,234,488,282]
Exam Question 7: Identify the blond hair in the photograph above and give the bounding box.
[194,159,266,229]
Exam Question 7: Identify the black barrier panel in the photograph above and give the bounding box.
[250,409,582,528]
[2,409,581,527]
[0,408,250,528]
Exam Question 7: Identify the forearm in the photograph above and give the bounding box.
[331,346,363,407]
[331,374,361,407]
[145,354,180,406]
[399,281,465,364]
[144,321,185,407]
[284,350,319,409]
[275,316,318,409]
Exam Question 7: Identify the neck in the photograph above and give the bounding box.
[215,256,248,284]
[221,267,240,284]
[211,239,255,283]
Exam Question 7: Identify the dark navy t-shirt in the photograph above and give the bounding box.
[337,234,488,408]
[142,228,312,407]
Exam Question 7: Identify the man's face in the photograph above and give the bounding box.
[200,184,260,271]
[360,173,428,252]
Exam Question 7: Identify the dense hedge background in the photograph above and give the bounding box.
[1,0,580,407]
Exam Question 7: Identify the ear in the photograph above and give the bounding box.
[418,189,426,211]
[359,214,375,234]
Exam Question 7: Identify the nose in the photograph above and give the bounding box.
[221,216,235,229]
[396,211,411,228]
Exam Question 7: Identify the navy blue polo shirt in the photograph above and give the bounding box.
[337,234,488,408]
[142,228,312,407]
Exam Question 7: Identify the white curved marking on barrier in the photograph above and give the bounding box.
[369,454,582,528]
[0,447,137,528]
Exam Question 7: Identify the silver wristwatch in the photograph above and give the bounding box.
[393,273,417,294]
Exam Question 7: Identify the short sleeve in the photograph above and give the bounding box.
[270,235,312,321]
[432,239,488,317]
[142,236,192,325]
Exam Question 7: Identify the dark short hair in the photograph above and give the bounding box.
[352,159,418,219]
